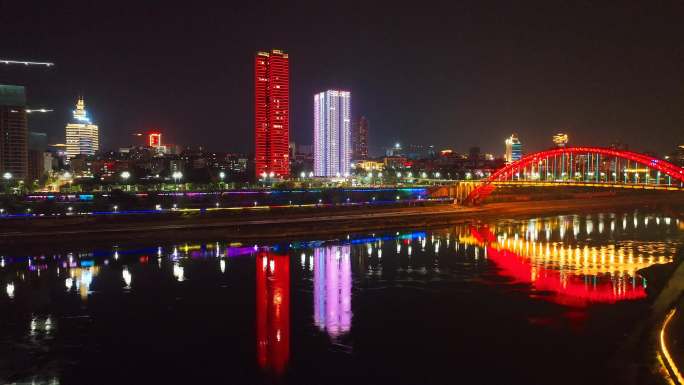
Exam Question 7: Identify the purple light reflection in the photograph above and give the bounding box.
[314,245,352,339]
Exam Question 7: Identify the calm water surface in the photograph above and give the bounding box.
[0,211,681,384]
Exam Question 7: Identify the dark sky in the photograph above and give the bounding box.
[1,0,683,157]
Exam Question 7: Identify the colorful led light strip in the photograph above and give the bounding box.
[660,308,684,385]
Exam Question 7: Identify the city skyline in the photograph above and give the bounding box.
[1,2,683,157]
[4,3,684,385]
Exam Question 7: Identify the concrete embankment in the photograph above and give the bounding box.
[2,193,684,254]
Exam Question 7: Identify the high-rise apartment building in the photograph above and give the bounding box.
[351,116,369,160]
[0,85,28,180]
[314,90,351,177]
[65,97,99,161]
[504,134,522,163]
[254,49,290,179]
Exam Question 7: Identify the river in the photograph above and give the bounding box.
[0,210,681,384]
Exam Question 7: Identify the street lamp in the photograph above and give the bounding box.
[2,172,11,181]
[219,171,226,180]
[121,171,131,190]
[300,171,306,179]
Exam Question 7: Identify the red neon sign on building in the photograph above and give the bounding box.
[148,132,162,147]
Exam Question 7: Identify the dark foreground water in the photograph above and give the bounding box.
[0,211,681,384]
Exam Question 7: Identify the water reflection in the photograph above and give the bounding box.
[68,266,99,301]
[463,212,679,306]
[0,211,681,384]
[256,250,290,374]
[6,282,14,298]
[314,245,352,339]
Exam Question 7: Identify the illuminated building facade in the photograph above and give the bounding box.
[255,50,290,179]
[0,85,28,179]
[256,250,290,374]
[504,134,522,164]
[355,159,384,172]
[314,90,351,177]
[351,116,369,160]
[553,133,568,147]
[65,97,99,161]
[313,245,352,339]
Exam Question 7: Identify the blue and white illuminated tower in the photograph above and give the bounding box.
[65,97,99,161]
[314,90,351,177]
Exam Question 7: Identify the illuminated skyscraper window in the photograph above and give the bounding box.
[65,97,99,161]
[505,134,522,164]
[314,90,351,177]
[254,50,290,179]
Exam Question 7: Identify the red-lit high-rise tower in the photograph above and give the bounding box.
[255,49,290,179]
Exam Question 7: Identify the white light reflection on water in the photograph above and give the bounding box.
[122,266,132,288]
[173,263,184,282]
[6,282,14,298]
[314,245,352,339]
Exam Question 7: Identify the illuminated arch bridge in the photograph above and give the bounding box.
[466,147,684,204]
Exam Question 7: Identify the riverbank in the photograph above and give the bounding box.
[2,192,684,253]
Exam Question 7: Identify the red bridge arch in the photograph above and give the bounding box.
[466,146,684,204]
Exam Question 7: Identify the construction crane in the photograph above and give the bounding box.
[0,59,54,67]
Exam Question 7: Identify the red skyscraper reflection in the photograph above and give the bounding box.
[256,250,290,374]
[254,50,290,179]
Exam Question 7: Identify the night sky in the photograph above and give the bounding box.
[1,1,683,157]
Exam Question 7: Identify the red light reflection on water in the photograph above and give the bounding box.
[471,226,647,306]
[256,251,290,374]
